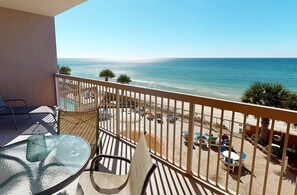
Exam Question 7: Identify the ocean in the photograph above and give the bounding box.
[57,58,297,102]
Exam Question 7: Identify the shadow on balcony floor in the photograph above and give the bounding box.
[0,114,56,146]
[97,131,224,195]
[0,115,224,194]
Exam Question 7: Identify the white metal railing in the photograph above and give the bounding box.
[55,74,297,195]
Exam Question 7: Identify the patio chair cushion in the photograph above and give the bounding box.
[79,172,130,194]
[220,145,227,153]
[241,152,247,161]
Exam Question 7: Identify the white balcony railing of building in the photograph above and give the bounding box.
[55,74,297,195]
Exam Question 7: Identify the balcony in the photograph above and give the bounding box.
[1,74,296,194]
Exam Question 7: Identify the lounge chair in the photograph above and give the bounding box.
[78,133,157,194]
[222,139,231,148]
[219,145,227,160]
[0,96,56,129]
[194,132,207,146]
[220,145,227,153]
[183,130,189,143]
[204,133,219,147]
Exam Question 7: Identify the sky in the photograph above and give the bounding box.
[55,0,297,59]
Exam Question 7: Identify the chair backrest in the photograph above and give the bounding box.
[225,156,234,165]
[241,152,246,160]
[220,145,226,153]
[129,134,157,195]
[57,109,99,157]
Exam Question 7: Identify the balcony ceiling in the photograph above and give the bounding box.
[0,0,86,17]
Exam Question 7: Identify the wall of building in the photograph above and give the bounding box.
[0,7,57,106]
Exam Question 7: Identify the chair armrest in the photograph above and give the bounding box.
[90,154,131,171]
[4,99,28,107]
[0,106,14,114]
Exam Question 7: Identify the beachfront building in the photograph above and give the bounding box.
[1,1,297,195]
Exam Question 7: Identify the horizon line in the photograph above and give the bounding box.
[57,56,297,60]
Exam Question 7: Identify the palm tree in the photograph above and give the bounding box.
[99,69,115,81]
[286,92,297,128]
[286,92,297,110]
[241,82,289,145]
[117,74,132,84]
[59,66,71,75]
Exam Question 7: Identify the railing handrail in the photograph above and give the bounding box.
[55,73,297,124]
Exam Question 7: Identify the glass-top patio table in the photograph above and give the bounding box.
[0,134,90,195]
[222,150,240,161]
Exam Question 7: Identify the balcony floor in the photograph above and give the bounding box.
[0,114,224,195]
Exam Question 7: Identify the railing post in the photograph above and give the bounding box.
[116,88,120,137]
[54,75,59,107]
[186,102,195,175]
[78,81,82,111]
[95,86,98,108]
[62,78,67,110]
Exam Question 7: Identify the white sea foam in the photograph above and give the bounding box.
[86,58,170,64]
[217,92,228,97]
[132,79,196,91]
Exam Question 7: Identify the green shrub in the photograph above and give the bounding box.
[287,146,297,160]
[250,134,267,147]
[271,146,283,157]
[59,66,71,75]
[250,134,256,141]
[257,137,267,147]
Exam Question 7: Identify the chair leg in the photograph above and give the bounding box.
[76,183,84,195]
[93,136,103,171]
[96,136,103,155]
[8,108,17,129]
[12,114,17,129]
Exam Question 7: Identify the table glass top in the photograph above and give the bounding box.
[0,134,90,195]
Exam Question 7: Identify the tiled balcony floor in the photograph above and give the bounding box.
[0,114,56,146]
[0,114,225,195]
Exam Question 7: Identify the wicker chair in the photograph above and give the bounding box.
[77,134,157,195]
[57,109,100,158]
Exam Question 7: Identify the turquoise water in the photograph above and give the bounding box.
[58,58,297,101]
[59,98,75,111]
